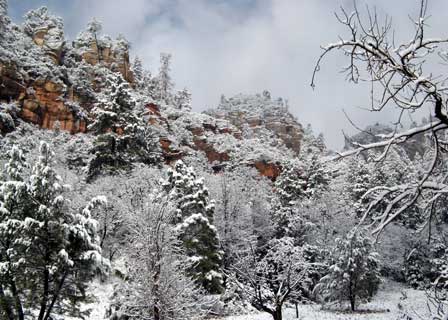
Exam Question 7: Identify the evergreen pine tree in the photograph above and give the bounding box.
[0,142,108,320]
[87,72,161,179]
[0,0,8,40]
[0,146,27,320]
[314,230,381,311]
[156,53,174,103]
[164,160,223,293]
[74,17,102,49]
[174,88,192,111]
[345,157,372,215]
[273,158,330,238]
[132,56,143,86]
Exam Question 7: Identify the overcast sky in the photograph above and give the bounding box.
[8,0,448,149]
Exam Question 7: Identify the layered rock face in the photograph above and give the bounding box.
[201,93,304,179]
[0,62,87,134]
[144,92,304,180]
[21,81,87,133]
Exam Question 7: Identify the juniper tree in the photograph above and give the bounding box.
[164,160,223,293]
[0,142,108,320]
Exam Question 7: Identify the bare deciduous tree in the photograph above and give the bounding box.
[112,191,208,320]
[312,0,448,236]
[228,238,311,320]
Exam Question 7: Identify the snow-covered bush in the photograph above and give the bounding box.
[403,237,448,289]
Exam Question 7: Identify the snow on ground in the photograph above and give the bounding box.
[83,279,115,319]
[215,280,430,320]
[63,278,114,320]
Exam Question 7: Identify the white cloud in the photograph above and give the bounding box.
[11,0,448,149]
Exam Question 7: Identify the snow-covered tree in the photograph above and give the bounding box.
[88,72,136,134]
[74,17,102,49]
[311,0,448,235]
[112,191,207,320]
[0,0,8,40]
[132,56,143,86]
[174,88,192,111]
[0,142,108,320]
[0,146,27,320]
[155,53,174,103]
[275,158,329,207]
[314,230,380,311]
[164,160,223,293]
[272,157,330,239]
[23,6,63,36]
[205,169,261,277]
[231,237,312,320]
[344,156,372,214]
[301,124,326,156]
[87,72,161,179]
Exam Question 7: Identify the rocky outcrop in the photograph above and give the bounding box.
[207,93,303,155]
[21,81,87,133]
[0,63,25,101]
[253,160,282,180]
[264,116,302,154]
[31,27,65,64]
[0,62,87,134]
[192,135,230,163]
[159,137,184,162]
[81,40,134,83]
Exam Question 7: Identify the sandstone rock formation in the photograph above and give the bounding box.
[21,81,87,133]
[0,63,87,134]
[30,27,65,64]
[253,160,282,180]
[80,40,134,83]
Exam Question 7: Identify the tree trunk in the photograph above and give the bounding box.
[350,296,355,312]
[3,251,24,320]
[43,272,68,320]
[272,305,282,320]
[0,285,14,320]
[9,279,24,320]
[37,267,50,320]
[154,305,160,320]
[295,302,299,318]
